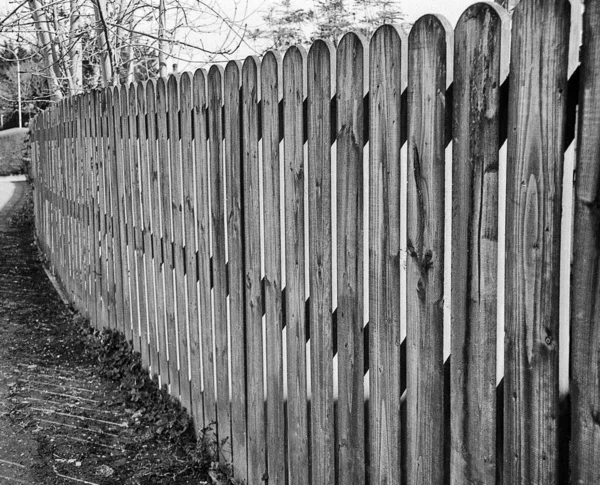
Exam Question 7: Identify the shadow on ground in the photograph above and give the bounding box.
[0,180,219,484]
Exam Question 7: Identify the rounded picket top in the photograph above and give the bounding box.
[369,24,408,46]
[120,83,129,111]
[243,55,261,76]
[223,60,241,93]
[308,39,336,91]
[283,44,308,67]
[156,76,167,100]
[208,63,224,85]
[262,49,282,75]
[409,14,453,88]
[145,78,155,110]
[337,31,368,95]
[192,68,208,105]
[180,71,192,97]
[128,82,137,107]
[167,72,179,109]
[457,0,509,28]
[409,13,453,47]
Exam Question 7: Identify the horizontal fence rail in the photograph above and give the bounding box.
[29,0,600,484]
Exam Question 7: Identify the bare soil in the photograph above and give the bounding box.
[0,180,228,484]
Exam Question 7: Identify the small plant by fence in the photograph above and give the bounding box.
[30,0,600,483]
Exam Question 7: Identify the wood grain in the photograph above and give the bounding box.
[180,72,201,422]
[504,1,570,483]
[450,4,508,485]
[128,83,150,368]
[368,24,405,485]
[570,0,600,482]
[110,87,128,336]
[147,79,170,388]
[157,78,181,398]
[118,85,137,346]
[193,68,216,432]
[137,81,160,378]
[283,45,309,485]
[224,60,246,474]
[336,31,367,485]
[406,14,452,485]
[307,39,336,485]
[208,64,233,463]
[260,50,286,485]
[242,55,266,485]
[168,75,191,410]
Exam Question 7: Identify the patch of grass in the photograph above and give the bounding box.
[0,127,29,176]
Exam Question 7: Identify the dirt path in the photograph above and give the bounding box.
[0,180,209,484]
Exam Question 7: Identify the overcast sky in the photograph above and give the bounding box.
[187,0,477,67]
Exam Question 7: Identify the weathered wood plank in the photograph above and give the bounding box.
[168,75,191,411]
[260,50,285,485]
[336,31,367,485]
[92,91,109,328]
[208,64,232,462]
[157,77,181,398]
[570,0,600,482]
[128,83,150,368]
[192,67,216,431]
[504,0,570,483]
[103,89,118,330]
[110,87,128,335]
[147,79,170,387]
[242,55,266,485]
[179,72,198,417]
[137,82,159,377]
[223,59,246,476]
[118,86,136,345]
[368,24,405,485]
[283,45,309,485]
[406,14,452,485]
[450,4,508,485]
[307,38,335,485]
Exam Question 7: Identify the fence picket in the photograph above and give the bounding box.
[368,24,405,485]
[336,31,367,485]
[180,72,201,422]
[128,83,150,367]
[119,86,136,345]
[570,0,600,481]
[307,39,335,485]
[282,45,309,485]
[241,55,266,484]
[192,68,216,432]
[146,80,169,386]
[137,82,159,376]
[208,64,233,463]
[168,75,191,411]
[450,4,508,485]
[156,78,181,398]
[406,14,452,485]
[224,59,247,477]
[261,50,286,485]
[504,1,570,483]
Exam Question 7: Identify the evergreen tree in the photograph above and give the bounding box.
[256,0,406,51]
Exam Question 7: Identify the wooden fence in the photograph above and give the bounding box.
[29,0,600,483]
